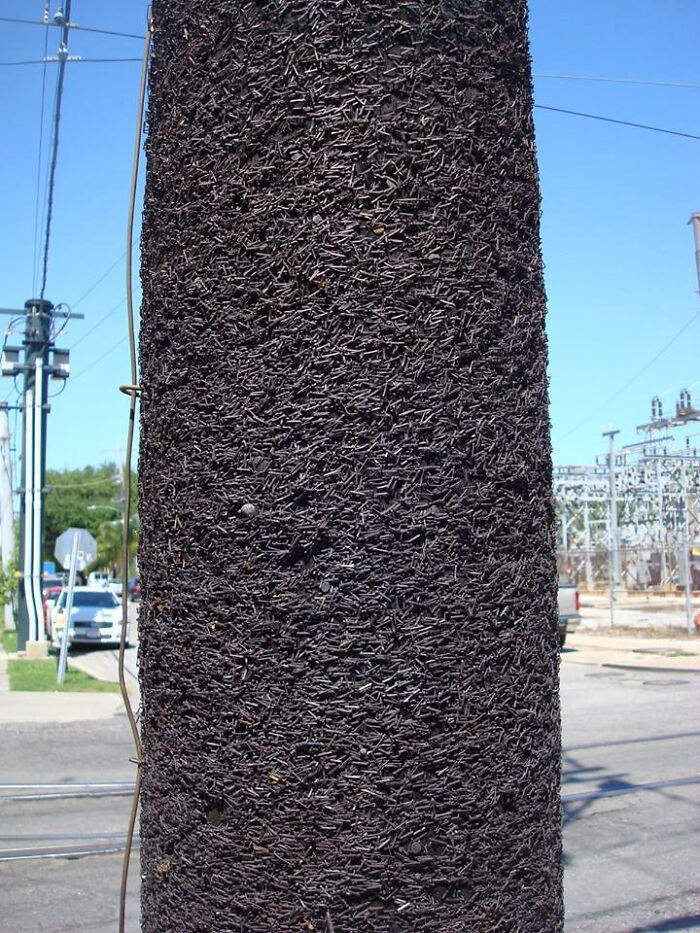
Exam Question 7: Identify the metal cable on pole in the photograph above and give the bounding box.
[117,14,152,933]
[38,0,72,303]
[31,2,51,297]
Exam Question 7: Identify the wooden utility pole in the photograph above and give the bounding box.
[138,3,562,930]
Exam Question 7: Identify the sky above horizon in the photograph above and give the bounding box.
[0,0,698,478]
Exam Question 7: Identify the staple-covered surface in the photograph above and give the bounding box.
[138,1,562,930]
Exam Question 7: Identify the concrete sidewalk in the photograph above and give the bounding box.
[0,688,126,723]
[579,590,699,633]
[564,630,700,673]
[0,644,130,724]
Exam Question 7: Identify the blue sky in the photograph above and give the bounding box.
[0,0,698,476]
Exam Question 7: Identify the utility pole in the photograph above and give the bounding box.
[0,404,14,629]
[603,429,621,625]
[0,299,76,652]
[139,3,563,929]
[690,212,700,293]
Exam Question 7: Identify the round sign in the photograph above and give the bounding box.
[54,527,98,572]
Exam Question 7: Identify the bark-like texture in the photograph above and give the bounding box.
[138,2,562,930]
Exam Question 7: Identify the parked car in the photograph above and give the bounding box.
[127,577,140,601]
[51,587,128,650]
[87,571,111,588]
[42,573,66,592]
[557,583,580,647]
[42,585,63,638]
[108,579,123,598]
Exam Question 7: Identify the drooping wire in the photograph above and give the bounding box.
[38,0,73,302]
[31,2,51,297]
[118,13,152,933]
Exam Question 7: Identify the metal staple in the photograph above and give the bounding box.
[138,1,562,930]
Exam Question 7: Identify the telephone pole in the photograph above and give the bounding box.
[139,2,563,929]
[0,299,76,652]
[0,403,14,630]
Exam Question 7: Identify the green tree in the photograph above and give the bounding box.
[43,462,137,570]
[96,518,139,578]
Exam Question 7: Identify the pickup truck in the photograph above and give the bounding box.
[557,583,580,647]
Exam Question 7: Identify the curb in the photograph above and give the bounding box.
[601,662,700,676]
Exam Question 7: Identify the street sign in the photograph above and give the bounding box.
[54,527,97,572]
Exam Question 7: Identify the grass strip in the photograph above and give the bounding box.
[2,628,18,655]
[7,658,120,693]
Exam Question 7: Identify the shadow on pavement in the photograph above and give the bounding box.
[624,916,700,931]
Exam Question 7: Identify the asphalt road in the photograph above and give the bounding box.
[1,661,698,932]
[560,659,700,932]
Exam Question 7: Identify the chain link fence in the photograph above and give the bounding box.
[558,545,700,592]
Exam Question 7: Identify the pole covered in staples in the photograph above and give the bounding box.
[138,2,563,930]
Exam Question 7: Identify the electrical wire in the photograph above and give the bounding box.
[118,15,152,933]
[38,1,73,302]
[560,309,700,440]
[0,57,142,65]
[50,302,74,343]
[46,476,119,489]
[48,379,68,400]
[31,4,51,297]
[0,16,145,40]
[534,73,700,91]
[69,298,126,351]
[70,253,126,309]
[534,104,700,142]
[69,336,128,381]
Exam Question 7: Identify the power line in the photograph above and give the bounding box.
[70,253,126,309]
[31,4,51,297]
[69,298,126,351]
[46,475,120,489]
[70,336,128,381]
[0,16,144,40]
[38,2,73,302]
[535,104,700,142]
[0,57,141,66]
[534,73,700,91]
[560,309,700,440]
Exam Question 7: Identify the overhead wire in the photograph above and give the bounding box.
[118,17,152,932]
[0,16,145,41]
[534,104,700,142]
[69,336,128,381]
[45,475,120,490]
[560,309,700,440]
[69,298,126,351]
[38,0,73,302]
[0,57,142,65]
[534,73,700,91]
[70,253,126,309]
[31,3,51,297]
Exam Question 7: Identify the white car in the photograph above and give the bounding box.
[87,571,111,588]
[51,587,128,649]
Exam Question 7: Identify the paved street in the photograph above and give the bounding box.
[0,651,698,931]
[560,658,700,932]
